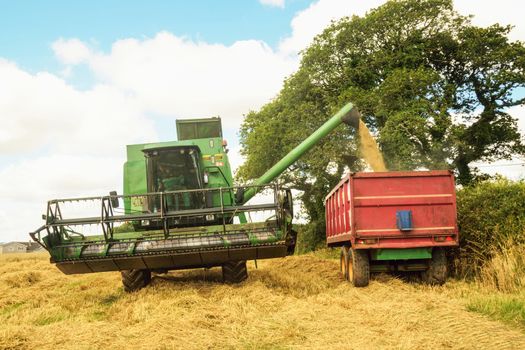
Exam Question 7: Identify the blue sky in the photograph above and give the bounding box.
[1,0,309,75]
[0,0,316,159]
[0,1,315,146]
[1,0,524,242]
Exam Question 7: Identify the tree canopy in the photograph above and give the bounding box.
[238,0,525,242]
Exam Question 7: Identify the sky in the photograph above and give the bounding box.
[1,0,525,242]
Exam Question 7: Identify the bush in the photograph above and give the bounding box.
[455,178,525,278]
[294,223,327,254]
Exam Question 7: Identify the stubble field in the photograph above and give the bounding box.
[1,252,524,349]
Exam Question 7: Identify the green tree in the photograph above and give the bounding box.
[238,0,525,247]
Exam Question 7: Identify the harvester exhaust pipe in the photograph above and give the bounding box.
[241,102,361,204]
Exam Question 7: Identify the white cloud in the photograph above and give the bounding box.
[472,158,525,180]
[0,59,157,156]
[454,0,525,41]
[53,32,297,127]
[509,105,525,133]
[259,0,285,8]
[0,155,123,201]
[471,104,525,180]
[278,0,525,57]
[52,38,92,65]
[227,144,245,177]
[0,155,124,242]
[278,0,385,56]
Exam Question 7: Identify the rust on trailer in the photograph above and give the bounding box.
[325,170,459,249]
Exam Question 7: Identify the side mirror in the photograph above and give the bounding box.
[109,191,119,208]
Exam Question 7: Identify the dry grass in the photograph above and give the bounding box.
[478,243,525,293]
[1,253,525,350]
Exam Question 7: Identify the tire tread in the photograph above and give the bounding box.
[351,249,370,287]
[222,261,248,283]
[421,248,448,285]
[121,269,152,292]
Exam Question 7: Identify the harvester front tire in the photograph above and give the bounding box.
[340,246,350,281]
[222,261,248,283]
[349,249,370,287]
[421,248,447,285]
[121,269,152,292]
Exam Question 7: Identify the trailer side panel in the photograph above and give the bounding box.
[326,171,458,249]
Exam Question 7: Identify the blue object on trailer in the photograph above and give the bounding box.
[396,210,413,231]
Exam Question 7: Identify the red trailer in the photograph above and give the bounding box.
[325,170,458,287]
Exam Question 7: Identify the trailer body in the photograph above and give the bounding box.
[325,170,458,286]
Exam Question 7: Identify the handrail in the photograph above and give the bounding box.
[32,183,285,248]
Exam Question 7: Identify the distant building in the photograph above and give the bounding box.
[0,241,45,254]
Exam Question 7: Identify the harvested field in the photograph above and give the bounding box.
[1,253,524,349]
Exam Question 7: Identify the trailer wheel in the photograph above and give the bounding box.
[349,249,370,287]
[121,269,152,292]
[340,246,350,281]
[222,260,248,283]
[421,248,448,285]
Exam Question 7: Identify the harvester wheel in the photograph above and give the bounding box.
[222,261,248,283]
[121,269,152,292]
[421,248,447,285]
[340,246,350,281]
[349,249,370,287]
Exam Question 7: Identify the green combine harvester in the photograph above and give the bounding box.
[31,103,360,291]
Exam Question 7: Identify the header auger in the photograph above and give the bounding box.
[31,102,361,291]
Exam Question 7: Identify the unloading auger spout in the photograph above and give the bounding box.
[241,102,361,204]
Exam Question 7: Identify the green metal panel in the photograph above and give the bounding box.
[123,160,147,213]
[176,117,222,141]
[369,248,432,261]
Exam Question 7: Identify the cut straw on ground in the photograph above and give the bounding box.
[1,253,524,349]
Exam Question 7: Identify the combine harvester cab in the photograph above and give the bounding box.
[31,103,361,291]
[325,171,459,287]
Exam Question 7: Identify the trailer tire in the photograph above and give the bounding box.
[421,248,447,285]
[340,246,350,281]
[349,249,370,287]
[121,269,152,292]
[222,260,248,283]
